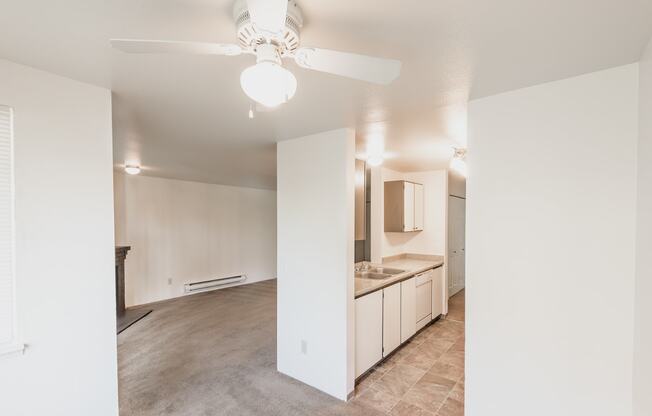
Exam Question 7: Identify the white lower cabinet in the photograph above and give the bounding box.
[432,266,444,319]
[356,267,444,378]
[382,283,401,357]
[400,277,416,343]
[355,291,383,378]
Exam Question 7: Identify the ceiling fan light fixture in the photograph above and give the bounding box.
[240,61,297,108]
[366,154,384,167]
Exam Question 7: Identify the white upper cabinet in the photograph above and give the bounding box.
[384,180,424,232]
[403,182,415,231]
[414,183,424,231]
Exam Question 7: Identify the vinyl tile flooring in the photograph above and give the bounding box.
[118,280,465,416]
[351,289,465,416]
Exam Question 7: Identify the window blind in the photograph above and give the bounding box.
[0,105,15,348]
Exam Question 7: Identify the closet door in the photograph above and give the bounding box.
[448,196,466,296]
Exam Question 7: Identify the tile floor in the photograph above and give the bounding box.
[351,289,465,416]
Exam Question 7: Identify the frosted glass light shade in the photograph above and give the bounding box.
[366,155,384,166]
[125,165,141,175]
[240,62,297,108]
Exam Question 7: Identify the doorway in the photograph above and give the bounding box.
[448,194,466,297]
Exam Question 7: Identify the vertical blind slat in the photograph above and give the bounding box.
[0,105,15,346]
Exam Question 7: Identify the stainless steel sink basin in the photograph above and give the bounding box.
[366,267,404,275]
[355,271,392,280]
[354,265,405,280]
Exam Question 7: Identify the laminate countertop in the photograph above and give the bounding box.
[354,257,444,298]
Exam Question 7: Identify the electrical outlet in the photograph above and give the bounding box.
[167,278,172,285]
[301,340,307,355]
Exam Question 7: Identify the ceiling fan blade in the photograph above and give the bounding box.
[293,47,401,85]
[246,0,288,36]
[110,39,242,56]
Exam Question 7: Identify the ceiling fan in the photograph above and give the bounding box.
[110,0,402,109]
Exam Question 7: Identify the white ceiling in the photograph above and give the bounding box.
[1,0,651,189]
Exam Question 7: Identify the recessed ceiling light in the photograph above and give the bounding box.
[125,165,141,175]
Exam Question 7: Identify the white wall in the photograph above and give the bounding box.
[0,60,117,415]
[467,64,638,416]
[448,170,466,199]
[113,173,276,307]
[370,168,447,262]
[276,128,355,400]
[634,38,652,416]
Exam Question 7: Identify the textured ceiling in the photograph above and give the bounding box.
[1,0,651,189]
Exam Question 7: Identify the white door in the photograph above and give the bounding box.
[448,196,466,296]
[400,277,416,343]
[403,182,415,232]
[355,291,383,378]
[383,283,401,357]
[413,183,424,231]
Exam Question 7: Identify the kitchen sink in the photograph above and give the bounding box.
[355,271,392,279]
[365,267,404,275]
[354,266,405,280]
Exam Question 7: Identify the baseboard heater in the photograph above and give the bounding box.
[184,274,246,294]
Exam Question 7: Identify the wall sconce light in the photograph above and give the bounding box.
[450,148,467,178]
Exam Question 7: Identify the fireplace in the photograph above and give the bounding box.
[116,246,151,333]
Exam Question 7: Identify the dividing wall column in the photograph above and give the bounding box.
[276,128,355,400]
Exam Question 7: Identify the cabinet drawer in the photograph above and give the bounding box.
[415,270,433,286]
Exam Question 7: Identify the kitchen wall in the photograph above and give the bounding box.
[370,168,447,262]
[634,37,652,416]
[0,60,117,415]
[114,173,276,307]
[467,64,638,415]
[448,170,466,198]
[276,128,355,400]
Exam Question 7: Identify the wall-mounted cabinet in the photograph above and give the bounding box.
[384,180,424,232]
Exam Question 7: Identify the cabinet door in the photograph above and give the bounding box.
[432,267,444,318]
[400,277,416,343]
[383,283,402,357]
[355,291,383,378]
[403,182,415,232]
[414,183,424,231]
[416,281,432,322]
